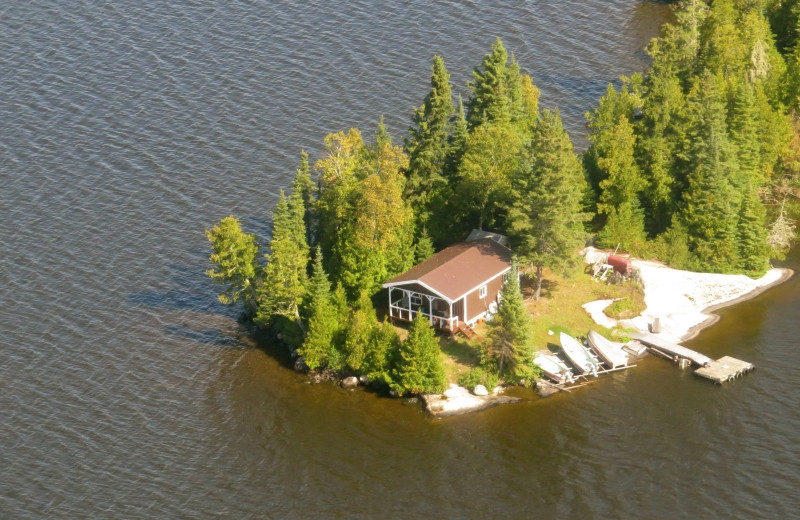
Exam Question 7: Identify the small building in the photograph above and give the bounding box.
[382,238,512,332]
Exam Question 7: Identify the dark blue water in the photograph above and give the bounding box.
[3,1,799,518]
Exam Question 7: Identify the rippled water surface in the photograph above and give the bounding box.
[3,1,800,518]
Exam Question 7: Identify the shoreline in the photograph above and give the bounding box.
[583,248,795,343]
[681,266,794,341]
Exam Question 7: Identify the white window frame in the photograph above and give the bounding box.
[410,294,423,308]
[478,284,487,299]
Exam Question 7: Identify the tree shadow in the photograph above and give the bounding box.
[440,337,481,367]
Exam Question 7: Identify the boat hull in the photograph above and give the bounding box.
[559,332,600,375]
[587,330,628,369]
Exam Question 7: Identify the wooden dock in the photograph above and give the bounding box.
[633,334,753,384]
[695,356,755,384]
[634,333,713,367]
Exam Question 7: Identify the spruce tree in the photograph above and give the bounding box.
[205,216,260,317]
[291,150,317,246]
[484,263,532,378]
[594,115,647,251]
[256,190,310,334]
[467,38,514,128]
[298,248,341,371]
[392,312,446,395]
[404,55,454,225]
[737,182,769,276]
[508,109,587,300]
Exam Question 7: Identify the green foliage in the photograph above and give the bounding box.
[455,122,522,231]
[298,248,342,371]
[484,263,533,377]
[457,366,499,392]
[467,38,513,128]
[392,313,446,395]
[509,109,588,299]
[362,321,401,388]
[341,292,379,372]
[292,150,317,246]
[205,216,260,316]
[256,190,310,330]
[405,55,455,226]
[737,183,770,276]
[414,227,435,264]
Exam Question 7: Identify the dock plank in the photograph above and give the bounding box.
[634,333,713,367]
[695,356,754,384]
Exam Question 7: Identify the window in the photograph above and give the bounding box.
[478,284,487,298]
[410,294,423,308]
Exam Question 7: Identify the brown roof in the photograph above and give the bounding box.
[383,239,512,302]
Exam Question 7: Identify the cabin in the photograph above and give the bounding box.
[382,236,512,332]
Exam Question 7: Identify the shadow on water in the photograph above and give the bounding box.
[128,250,230,314]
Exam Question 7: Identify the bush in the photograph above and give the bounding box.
[457,366,499,392]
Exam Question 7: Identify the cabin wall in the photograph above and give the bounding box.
[464,273,506,324]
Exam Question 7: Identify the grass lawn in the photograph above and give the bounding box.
[436,259,646,382]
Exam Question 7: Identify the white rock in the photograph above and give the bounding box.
[341,376,359,389]
[472,384,489,396]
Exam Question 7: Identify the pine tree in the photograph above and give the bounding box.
[404,55,455,226]
[467,38,516,128]
[256,190,310,333]
[508,109,587,300]
[362,320,400,388]
[594,115,647,251]
[291,150,317,246]
[204,216,260,317]
[392,312,446,395]
[414,227,435,264]
[737,182,769,276]
[679,74,741,271]
[298,248,341,371]
[484,263,532,377]
[341,291,379,373]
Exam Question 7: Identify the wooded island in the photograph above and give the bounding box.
[205,0,800,397]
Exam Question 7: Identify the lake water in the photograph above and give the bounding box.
[3,1,799,517]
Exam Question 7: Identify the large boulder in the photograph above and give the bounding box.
[472,384,489,396]
[293,356,309,372]
[341,376,359,389]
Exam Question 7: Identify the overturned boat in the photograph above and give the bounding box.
[560,332,600,376]
[586,330,629,369]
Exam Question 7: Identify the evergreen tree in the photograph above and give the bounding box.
[737,181,769,276]
[594,115,647,251]
[362,321,401,388]
[256,190,310,333]
[636,71,688,234]
[341,291,379,373]
[335,121,415,299]
[204,216,260,317]
[455,122,522,231]
[404,55,455,226]
[392,312,446,395]
[414,227,435,264]
[298,248,341,371]
[467,38,513,128]
[679,99,740,271]
[508,109,588,300]
[314,128,365,279]
[484,263,532,377]
[291,150,317,246]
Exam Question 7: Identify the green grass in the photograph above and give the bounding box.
[436,259,646,383]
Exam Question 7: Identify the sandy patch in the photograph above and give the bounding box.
[583,248,794,342]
